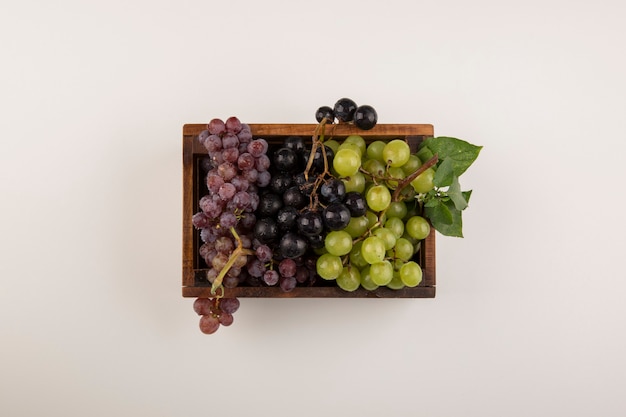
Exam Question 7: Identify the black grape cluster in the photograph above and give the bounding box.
[315,97,378,130]
[248,136,333,291]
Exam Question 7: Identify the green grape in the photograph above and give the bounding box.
[370,261,393,286]
[342,171,366,193]
[316,253,343,280]
[314,246,328,255]
[324,139,340,154]
[398,186,416,200]
[333,148,361,177]
[349,241,369,269]
[406,216,431,240]
[359,266,379,291]
[366,185,391,212]
[373,227,397,251]
[386,201,408,219]
[401,231,419,246]
[361,236,386,264]
[413,240,421,255]
[365,210,379,228]
[338,142,363,156]
[401,154,422,176]
[385,166,406,189]
[344,216,369,238]
[393,238,414,262]
[343,135,366,156]
[362,159,385,178]
[384,217,404,239]
[410,167,435,193]
[363,181,376,195]
[400,261,422,287]
[387,270,405,290]
[325,230,353,256]
[392,258,405,272]
[403,201,419,221]
[417,146,434,164]
[336,266,361,292]
[382,140,411,168]
[366,140,386,162]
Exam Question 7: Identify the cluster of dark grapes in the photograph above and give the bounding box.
[193,297,240,335]
[315,97,378,130]
[248,136,333,291]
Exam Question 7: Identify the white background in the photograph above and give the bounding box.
[1,0,625,416]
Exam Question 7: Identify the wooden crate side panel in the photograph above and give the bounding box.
[182,285,435,298]
[183,123,434,138]
[182,135,196,286]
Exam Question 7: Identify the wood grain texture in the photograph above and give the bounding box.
[183,123,434,138]
[183,123,436,298]
[182,135,196,287]
[182,285,435,298]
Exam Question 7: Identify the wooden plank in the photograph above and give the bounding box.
[184,123,434,138]
[182,135,196,286]
[183,285,435,298]
[423,225,436,287]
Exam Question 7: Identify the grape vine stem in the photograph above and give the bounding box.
[350,153,439,246]
[304,118,328,181]
[211,227,255,296]
[391,153,438,202]
[304,119,337,210]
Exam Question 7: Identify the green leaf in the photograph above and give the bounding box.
[433,158,454,187]
[424,199,453,225]
[462,190,472,204]
[447,175,468,211]
[420,136,482,177]
[425,199,464,237]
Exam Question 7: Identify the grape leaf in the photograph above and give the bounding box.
[425,199,464,237]
[424,199,453,225]
[419,137,482,177]
[433,158,454,187]
[462,190,472,204]
[447,175,468,211]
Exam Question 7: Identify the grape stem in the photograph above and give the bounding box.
[304,118,337,211]
[391,153,439,202]
[351,153,440,246]
[211,227,254,296]
[358,168,406,184]
[304,118,328,181]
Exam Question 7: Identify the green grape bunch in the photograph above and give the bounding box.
[309,99,481,291]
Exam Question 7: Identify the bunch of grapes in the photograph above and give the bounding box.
[193,297,240,335]
[193,117,268,286]
[192,116,276,333]
[249,136,337,291]
[316,98,378,130]
[314,133,436,291]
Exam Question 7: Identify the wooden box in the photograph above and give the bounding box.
[183,123,436,298]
